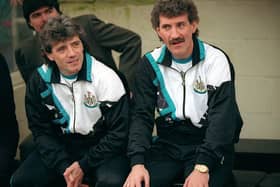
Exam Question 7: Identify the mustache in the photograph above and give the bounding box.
[169,37,185,45]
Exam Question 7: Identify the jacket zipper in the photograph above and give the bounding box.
[70,85,76,133]
[61,82,76,133]
[180,71,187,119]
[170,66,189,119]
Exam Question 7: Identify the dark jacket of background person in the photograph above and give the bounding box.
[0,53,19,187]
[15,14,141,88]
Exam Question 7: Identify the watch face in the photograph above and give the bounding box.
[195,164,209,173]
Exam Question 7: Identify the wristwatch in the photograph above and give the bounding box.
[194,164,209,173]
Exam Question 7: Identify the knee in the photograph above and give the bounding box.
[10,169,48,187]
[10,172,23,187]
[95,174,125,187]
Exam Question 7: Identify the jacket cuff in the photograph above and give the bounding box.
[79,157,90,173]
[57,161,71,175]
[130,154,145,167]
[195,153,217,171]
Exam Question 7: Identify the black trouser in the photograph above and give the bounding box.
[0,150,18,187]
[144,142,234,187]
[11,150,130,187]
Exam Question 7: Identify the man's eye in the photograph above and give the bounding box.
[57,47,66,53]
[162,25,171,30]
[72,41,81,48]
[178,23,186,29]
[31,13,40,19]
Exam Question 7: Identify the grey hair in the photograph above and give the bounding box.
[151,0,199,37]
[39,15,84,53]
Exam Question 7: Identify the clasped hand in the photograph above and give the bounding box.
[63,161,88,187]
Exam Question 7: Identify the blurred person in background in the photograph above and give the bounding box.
[0,53,19,187]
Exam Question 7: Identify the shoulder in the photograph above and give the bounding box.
[203,43,231,71]
[28,64,47,84]
[90,56,125,94]
[16,36,37,49]
[73,14,98,20]
[15,36,38,55]
[202,43,232,84]
[72,14,100,26]
[204,43,229,63]
[92,57,121,81]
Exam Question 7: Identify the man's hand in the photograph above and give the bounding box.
[63,161,85,187]
[183,169,209,187]
[123,164,150,187]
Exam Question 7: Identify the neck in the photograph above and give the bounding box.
[61,73,77,79]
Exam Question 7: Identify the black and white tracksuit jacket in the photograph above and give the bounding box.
[128,37,243,171]
[25,53,129,174]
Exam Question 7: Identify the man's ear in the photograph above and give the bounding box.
[155,27,163,41]
[191,21,198,34]
[45,52,54,61]
[156,27,161,38]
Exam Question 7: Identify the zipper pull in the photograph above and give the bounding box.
[180,71,186,86]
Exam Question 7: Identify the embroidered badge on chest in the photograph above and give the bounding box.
[193,76,207,94]
[83,91,98,108]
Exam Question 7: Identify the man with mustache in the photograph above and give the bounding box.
[124,0,243,187]
[11,15,130,187]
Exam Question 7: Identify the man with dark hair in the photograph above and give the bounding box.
[11,15,130,187]
[16,0,141,164]
[16,0,141,88]
[0,53,19,187]
[124,0,243,187]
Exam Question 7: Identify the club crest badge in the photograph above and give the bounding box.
[193,76,207,94]
[83,91,98,108]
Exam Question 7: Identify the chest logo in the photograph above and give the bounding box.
[193,76,207,94]
[83,91,98,108]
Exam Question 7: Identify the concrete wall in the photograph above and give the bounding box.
[12,0,280,147]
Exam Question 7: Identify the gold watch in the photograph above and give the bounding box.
[194,164,209,173]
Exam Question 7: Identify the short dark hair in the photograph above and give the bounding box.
[22,0,61,28]
[151,0,199,37]
[39,15,84,54]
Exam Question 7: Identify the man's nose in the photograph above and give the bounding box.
[170,27,180,38]
[41,13,49,22]
[67,46,76,57]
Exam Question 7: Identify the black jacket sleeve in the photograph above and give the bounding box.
[25,72,72,174]
[79,94,130,172]
[0,54,19,155]
[196,59,243,171]
[127,58,157,166]
[15,37,43,84]
[82,14,141,88]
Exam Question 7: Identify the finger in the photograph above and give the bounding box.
[144,175,150,187]
[123,182,127,187]
[123,178,130,187]
[69,173,75,182]
[64,168,72,176]
[73,178,80,187]
[183,178,189,187]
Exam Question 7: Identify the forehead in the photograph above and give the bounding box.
[159,13,189,25]
[30,6,53,16]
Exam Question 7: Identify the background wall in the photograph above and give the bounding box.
[12,0,280,148]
